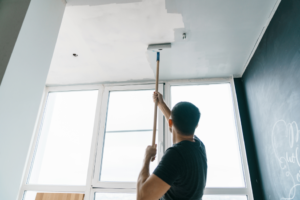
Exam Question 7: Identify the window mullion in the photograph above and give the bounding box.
[164,82,172,149]
[84,85,104,200]
[92,87,110,186]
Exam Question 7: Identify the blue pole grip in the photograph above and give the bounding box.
[157,52,160,61]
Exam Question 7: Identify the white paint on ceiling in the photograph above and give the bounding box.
[47,0,277,85]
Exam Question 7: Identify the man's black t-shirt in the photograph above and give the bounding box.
[153,135,207,200]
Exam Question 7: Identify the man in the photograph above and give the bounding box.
[137,92,207,200]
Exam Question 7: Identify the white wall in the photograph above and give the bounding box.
[0,0,65,199]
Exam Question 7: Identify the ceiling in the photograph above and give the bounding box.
[46,0,278,85]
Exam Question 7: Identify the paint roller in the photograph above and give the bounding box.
[147,43,171,148]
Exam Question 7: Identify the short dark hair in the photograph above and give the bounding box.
[171,102,200,135]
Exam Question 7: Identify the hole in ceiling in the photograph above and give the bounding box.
[73,53,78,57]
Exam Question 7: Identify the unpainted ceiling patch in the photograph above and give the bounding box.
[47,0,184,85]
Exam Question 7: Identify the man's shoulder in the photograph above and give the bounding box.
[164,146,181,156]
[162,146,184,163]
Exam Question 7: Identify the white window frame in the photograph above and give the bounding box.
[164,77,253,200]
[18,84,104,200]
[18,78,253,200]
[92,84,164,189]
[90,188,136,200]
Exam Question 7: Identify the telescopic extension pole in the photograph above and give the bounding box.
[152,52,160,147]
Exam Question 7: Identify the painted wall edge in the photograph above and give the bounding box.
[234,78,264,200]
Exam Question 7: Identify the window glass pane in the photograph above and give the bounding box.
[203,195,247,200]
[94,194,247,200]
[95,193,136,200]
[171,84,245,187]
[106,90,155,131]
[101,131,157,182]
[28,90,98,185]
[101,89,158,182]
[23,191,37,200]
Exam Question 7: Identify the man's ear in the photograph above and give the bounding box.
[169,119,173,127]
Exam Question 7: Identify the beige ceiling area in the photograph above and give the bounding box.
[46,0,278,85]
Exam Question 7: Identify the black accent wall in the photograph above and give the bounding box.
[235,0,300,199]
[0,0,31,85]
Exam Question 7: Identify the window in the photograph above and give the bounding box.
[28,90,98,185]
[203,196,247,200]
[94,192,136,199]
[19,79,253,200]
[19,85,102,200]
[92,84,164,188]
[168,81,252,199]
[92,192,248,200]
[100,90,159,182]
[171,84,244,188]
[22,191,37,200]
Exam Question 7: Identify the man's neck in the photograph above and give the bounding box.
[173,133,195,144]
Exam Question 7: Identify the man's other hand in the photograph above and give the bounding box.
[153,92,164,106]
[145,145,157,162]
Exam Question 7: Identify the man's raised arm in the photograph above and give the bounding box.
[153,92,171,121]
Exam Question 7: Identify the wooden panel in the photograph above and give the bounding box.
[35,193,84,200]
